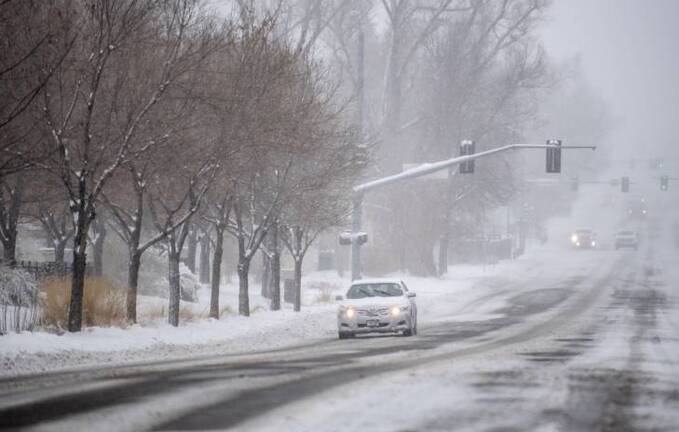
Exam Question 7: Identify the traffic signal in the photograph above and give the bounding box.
[354,144,370,168]
[459,140,475,174]
[661,175,669,191]
[621,176,629,193]
[546,139,561,173]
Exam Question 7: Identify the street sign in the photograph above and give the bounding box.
[339,231,368,245]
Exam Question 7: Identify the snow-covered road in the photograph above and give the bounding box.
[2,215,679,431]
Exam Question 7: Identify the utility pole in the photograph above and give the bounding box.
[351,11,365,281]
[357,21,364,133]
[351,194,363,280]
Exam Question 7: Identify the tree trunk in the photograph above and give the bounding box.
[186,226,197,273]
[168,245,181,327]
[270,223,280,311]
[261,251,271,298]
[209,227,224,319]
[126,250,141,323]
[54,239,66,263]
[293,258,302,312]
[0,174,23,265]
[237,257,250,316]
[2,236,16,264]
[68,214,90,332]
[199,235,210,284]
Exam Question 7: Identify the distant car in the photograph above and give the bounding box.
[615,230,639,250]
[571,229,597,249]
[336,279,417,339]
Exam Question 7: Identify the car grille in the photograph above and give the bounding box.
[357,307,390,317]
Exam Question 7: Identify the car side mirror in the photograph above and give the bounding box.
[335,295,344,301]
[407,292,416,298]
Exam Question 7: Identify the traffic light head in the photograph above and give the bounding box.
[661,175,669,191]
[546,139,562,173]
[621,176,629,193]
[459,140,475,174]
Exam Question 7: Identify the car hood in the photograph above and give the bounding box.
[340,297,410,309]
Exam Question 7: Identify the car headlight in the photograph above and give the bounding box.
[591,241,596,247]
[345,307,355,318]
[571,234,578,243]
[391,306,401,316]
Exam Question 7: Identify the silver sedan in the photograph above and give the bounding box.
[336,279,417,339]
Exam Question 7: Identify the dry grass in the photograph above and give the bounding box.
[179,305,206,322]
[40,277,126,330]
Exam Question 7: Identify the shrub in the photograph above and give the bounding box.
[140,263,200,302]
[0,266,39,334]
[179,304,206,322]
[40,276,126,330]
[219,305,234,316]
[308,281,338,304]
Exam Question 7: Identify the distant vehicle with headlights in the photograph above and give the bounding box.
[571,229,597,249]
[625,196,647,219]
[615,230,639,250]
[336,279,417,339]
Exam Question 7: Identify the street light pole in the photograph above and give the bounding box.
[351,193,363,280]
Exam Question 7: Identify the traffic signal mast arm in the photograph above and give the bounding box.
[348,141,595,280]
[353,143,595,194]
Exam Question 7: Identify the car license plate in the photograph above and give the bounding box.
[367,319,379,327]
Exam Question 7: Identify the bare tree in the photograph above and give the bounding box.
[38,0,216,331]
[0,1,74,177]
[281,189,353,311]
[421,0,550,274]
[37,202,74,264]
[202,191,232,319]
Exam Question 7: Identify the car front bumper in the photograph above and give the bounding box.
[338,314,412,335]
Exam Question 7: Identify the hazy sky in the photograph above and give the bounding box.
[540,0,679,160]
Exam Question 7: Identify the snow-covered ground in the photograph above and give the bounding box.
[0,175,638,381]
[1,238,590,378]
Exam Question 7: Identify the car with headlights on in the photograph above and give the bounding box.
[336,279,417,339]
[570,229,597,249]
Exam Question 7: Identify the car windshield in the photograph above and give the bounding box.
[346,283,404,299]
